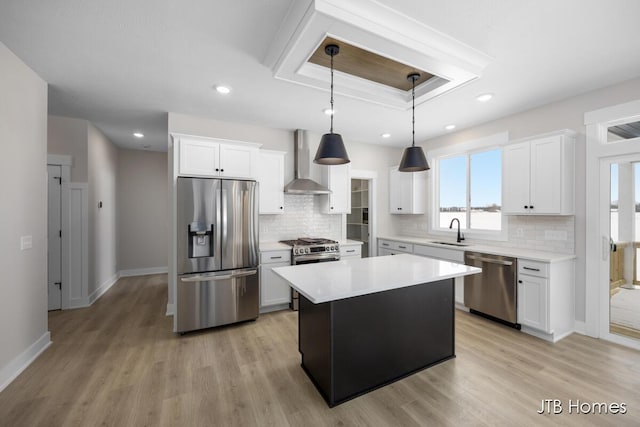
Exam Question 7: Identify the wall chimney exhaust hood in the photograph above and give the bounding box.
[284,130,331,195]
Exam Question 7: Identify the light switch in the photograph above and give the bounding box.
[20,235,33,250]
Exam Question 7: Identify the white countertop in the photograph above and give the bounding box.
[272,253,481,304]
[379,235,575,263]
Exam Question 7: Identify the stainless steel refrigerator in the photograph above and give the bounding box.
[176,177,259,333]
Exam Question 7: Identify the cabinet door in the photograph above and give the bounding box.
[257,151,285,214]
[530,136,562,214]
[260,263,292,307]
[219,144,258,179]
[322,163,351,214]
[517,274,549,332]
[502,141,530,214]
[179,137,220,176]
[389,167,412,214]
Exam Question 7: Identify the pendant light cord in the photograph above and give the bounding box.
[411,75,416,147]
[330,51,335,134]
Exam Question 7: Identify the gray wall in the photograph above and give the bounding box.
[0,42,48,386]
[88,122,119,295]
[412,77,640,323]
[117,148,168,271]
[47,115,88,182]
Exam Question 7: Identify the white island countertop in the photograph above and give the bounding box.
[272,253,481,304]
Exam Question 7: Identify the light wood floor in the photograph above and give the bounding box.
[1,274,639,426]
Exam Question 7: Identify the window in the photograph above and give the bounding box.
[434,147,505,238]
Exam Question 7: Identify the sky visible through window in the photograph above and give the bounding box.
[439,149,502,208]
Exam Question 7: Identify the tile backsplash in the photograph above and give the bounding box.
[396,215,575,254]
[260,194,342,242]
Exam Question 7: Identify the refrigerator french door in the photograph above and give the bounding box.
[176,177,259,333]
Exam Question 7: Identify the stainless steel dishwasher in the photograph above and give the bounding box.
[464,251,519,329]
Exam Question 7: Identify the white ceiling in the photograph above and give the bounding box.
[1,0,640,151]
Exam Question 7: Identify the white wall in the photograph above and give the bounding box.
[0,42,50,390]
[47,115,88,182]
[117,148,168,272]
[88,123,119,296]
[404,77,640,323]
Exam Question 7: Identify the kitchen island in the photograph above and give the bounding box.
[273,254,481,407]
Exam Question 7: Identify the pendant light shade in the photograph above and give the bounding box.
[314,44,350,165]
[399,72,429,172]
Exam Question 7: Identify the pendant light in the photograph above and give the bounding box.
[398,72,429,172]
[314,44,350,165]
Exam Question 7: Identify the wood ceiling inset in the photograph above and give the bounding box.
[308,37,436,91]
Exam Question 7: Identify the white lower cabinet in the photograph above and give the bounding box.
[340,243,362,259]
[413,244,465,305]
[517,258,574,342]
[259,250,291,311]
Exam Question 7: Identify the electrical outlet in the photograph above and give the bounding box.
[20,235,32,250]
[544,230,567,241]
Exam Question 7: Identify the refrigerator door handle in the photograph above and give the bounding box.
[231,269,258,278]
[180,273,233,282]
[221,188,228,246]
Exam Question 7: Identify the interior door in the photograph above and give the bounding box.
[47,165,62,310]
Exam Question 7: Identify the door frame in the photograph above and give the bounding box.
[350,170,377,257]
[585,99,640,350]
[47,155,71,309]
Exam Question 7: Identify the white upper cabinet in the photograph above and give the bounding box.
[502,130,575,215]
[389,166,426,214]
[256,150,285,214]
[320,163,351,214]
[175,134,261,179]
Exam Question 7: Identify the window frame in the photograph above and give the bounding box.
[428,132,509,241]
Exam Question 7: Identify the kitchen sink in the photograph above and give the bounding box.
[431,241,470,247]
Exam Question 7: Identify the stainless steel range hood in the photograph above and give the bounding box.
[284,130,331,195]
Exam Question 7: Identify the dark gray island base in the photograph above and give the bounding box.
[298,278,455,407]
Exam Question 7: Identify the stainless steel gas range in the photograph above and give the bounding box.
[278,237,340,310]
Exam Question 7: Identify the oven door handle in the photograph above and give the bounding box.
[294,254,340,263]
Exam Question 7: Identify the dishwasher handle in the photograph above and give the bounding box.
[465,254,513,266]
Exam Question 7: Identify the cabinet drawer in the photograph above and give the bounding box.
[260,250,291,264]
[518,259,549,277]
[340,245,361,257]
[378,240,413,253]
[413,244,464,263]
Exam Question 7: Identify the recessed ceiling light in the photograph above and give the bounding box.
[323,108,334,116]
[476,93,493,102]
[133,132,144,138]
[381,133,391,138]
[444,124,456,131]
[215,85,231,94]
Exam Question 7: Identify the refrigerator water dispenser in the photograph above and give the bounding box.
[188,222,214,258]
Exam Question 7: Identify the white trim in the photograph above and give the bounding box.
[47,154,72,166]
[427,132,509,242]
[0,332,51,393]
[119,266,168,277]
[67,183,89,310]
[585,98,640,348]
[166,303,174,316]
[350,169,378,257]
[88,273,120,305]
[573,320,586,335]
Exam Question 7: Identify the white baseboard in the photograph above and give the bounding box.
[119,266,168,277]
[0,332,51,393]
[67,297,90,309]
[166,303,174,316]
[89,272,120,305]
[573,320,586,335]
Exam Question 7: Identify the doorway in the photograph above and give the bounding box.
[348,170,377,257]
[585,99,640,351]
[47,164,62,310]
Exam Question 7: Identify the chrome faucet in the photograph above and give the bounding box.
[449,218,465,243]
